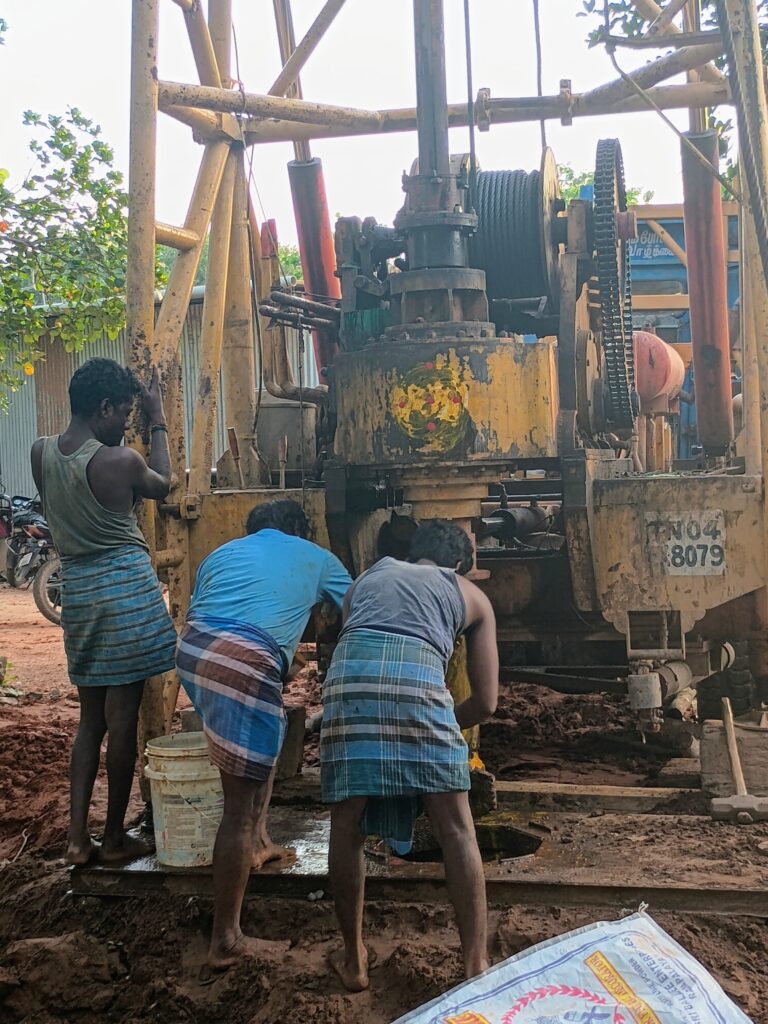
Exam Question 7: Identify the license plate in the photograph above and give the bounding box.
[646,510,726,576]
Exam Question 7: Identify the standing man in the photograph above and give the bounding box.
[176,498,352,971]
[31,357,177,866]
[320,520,499,991]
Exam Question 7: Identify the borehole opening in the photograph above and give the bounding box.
[371,820,543,864]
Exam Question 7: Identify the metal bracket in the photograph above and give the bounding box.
[559,79,573,126]
[475,87,491,132]
[180,493,202,520]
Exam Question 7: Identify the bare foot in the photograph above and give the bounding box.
[65,836,100,866]
[329,947,369,993]
[252,841,296,870]
[207,933,290,970]
[98,831,155,864]
[464,959,490,981]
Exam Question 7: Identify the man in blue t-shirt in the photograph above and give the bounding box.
[177,499,351,972]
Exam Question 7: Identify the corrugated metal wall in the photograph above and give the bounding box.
[0,371,38,498]
[0,295,317,497]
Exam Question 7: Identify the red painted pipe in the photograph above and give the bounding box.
[633,330,685,409]
[681,131,734,456]
[288,158,341,374]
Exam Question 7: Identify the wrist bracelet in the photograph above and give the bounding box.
[150,423,168,434]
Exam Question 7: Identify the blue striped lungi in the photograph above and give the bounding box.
[176,617,288,782]
[320,627,469,846]
[60,545,177,687]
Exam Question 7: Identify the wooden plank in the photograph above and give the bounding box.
[654,758,702,788]
[494,780,705,814]
[634,201,738,219]
[633,294,690,310]
[701,720,768,796]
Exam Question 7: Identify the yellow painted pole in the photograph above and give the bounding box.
[207,0,232,88]
[217,154,269,487]
[188,149,237,495]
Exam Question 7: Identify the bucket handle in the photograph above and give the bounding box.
[146,771,224,828]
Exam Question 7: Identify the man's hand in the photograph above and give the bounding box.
[140,366,166,426]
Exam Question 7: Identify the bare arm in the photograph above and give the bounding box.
[137,366,171,498]
[453,576,499,730]
[30,438,44,496]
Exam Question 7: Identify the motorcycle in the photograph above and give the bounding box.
[0,484,61,625]
[33,553,63,626]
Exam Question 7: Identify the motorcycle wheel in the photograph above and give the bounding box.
[33,556,63,626]
[5,538,22,588]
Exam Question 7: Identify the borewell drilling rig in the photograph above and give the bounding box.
[128,0,768,768]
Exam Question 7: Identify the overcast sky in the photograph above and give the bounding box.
[0,1,702,245]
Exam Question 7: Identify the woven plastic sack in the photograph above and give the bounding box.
[393,911,752,1024]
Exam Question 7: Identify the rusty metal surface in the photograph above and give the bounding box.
[681,131,734,455]
[186,488,328,581]
[591,474,765,638]
[287,158,340,372]
[333,338,558,468]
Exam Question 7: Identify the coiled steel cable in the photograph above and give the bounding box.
[472,168,550,303]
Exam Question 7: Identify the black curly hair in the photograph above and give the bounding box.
[408,519,474,576]
[245,499,310,538]
[69,358,141,417]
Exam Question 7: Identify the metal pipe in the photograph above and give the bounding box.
[259,305,336,330]
[161,103,224,140]
[681,130,734,455]
[629,0,726,82]
[242,81,731,143]
[207,0,231,88]
[580,40,723,107]
[158,79,383,128]
[188,150,237,495]
[217,154,269,487]
[127,0,159,379]
[269,0,348,98]
[270,290,341,321]
[126,0,159,567]
[182,0,222,88]
[256,218,328,404]
[154,141,229,361]
[272,0,311,163]
[741,170,764,476]
[287,158,341,371]
[413,0,450,177]
[649,0,693,34]
[155,222,199,250]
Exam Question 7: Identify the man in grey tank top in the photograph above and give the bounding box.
[320,520,499,991]
[31,358,177,866]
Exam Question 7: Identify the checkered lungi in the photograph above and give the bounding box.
[61,545,177,687]
[176,617,287,781]
[320,627,469,846]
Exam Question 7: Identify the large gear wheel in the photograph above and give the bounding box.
[593,138,637,428]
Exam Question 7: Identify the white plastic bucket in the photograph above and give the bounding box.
[144,732,224,868]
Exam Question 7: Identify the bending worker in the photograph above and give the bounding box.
[176,499,351,971]
[320,519,499,992]
[31,358,176,866]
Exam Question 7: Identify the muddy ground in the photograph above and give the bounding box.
[2,586,767,1023]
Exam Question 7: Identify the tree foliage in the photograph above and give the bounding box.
[580,0,768,55]
[157,238,302,288]
[0,109,137,401]
[558,162,654,205]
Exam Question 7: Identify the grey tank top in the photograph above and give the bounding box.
[40,436,148,559]
[343,557,466,667]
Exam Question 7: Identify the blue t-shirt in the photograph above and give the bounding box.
[188,529,352,665]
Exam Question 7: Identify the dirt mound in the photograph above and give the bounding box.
[480,683,656,786]
[1,858,766,1023]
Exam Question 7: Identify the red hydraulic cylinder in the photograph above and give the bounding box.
[681,131,734,456]
[287,157,341,375]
